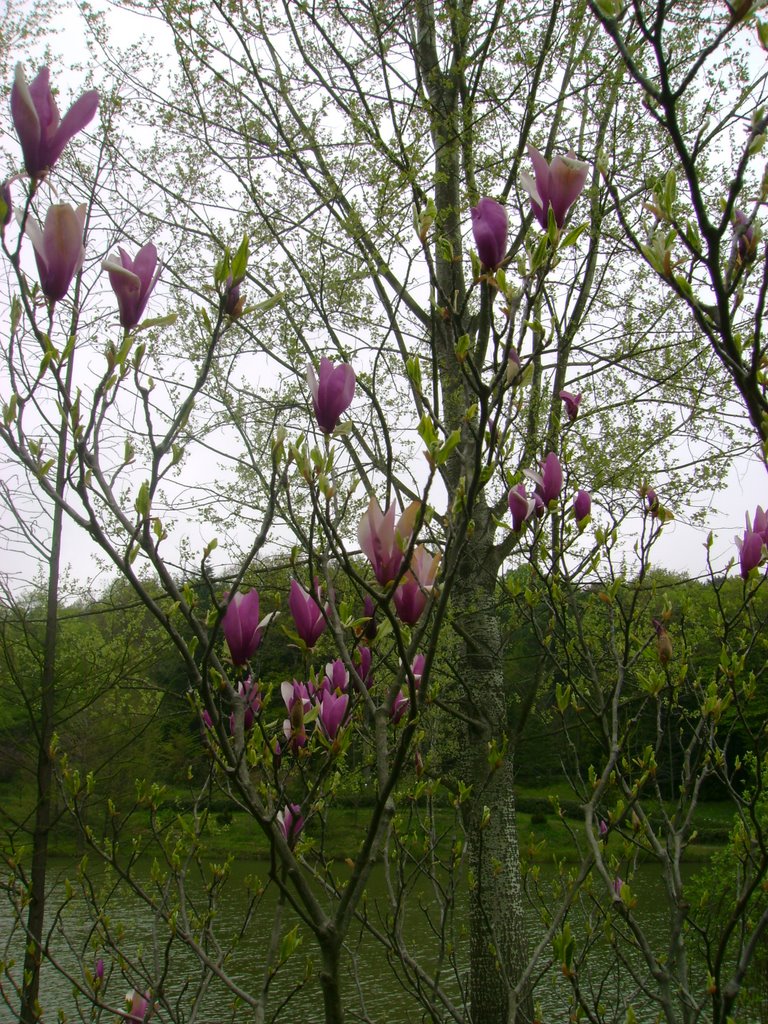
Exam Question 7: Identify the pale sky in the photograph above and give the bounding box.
[1,0,766,595]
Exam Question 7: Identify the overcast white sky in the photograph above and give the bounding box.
[1,0,766,596]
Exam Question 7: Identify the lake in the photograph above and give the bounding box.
[0,856,763,1023]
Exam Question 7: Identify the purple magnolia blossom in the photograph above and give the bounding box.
[355,645,373,689]
[277,803,304,847]
[361,594,377,640]
[224,273,245,318]
[753,505,768,541]
[506,347,521,383]
[324,658,349,692]
[230,677,261,734]
[288,579,328,648]
[307,357,356,433]
[613,877,624,899]
[282,688,309,753]
[525,452,563,506]
[94,958,104,986]
[736,506,768,578]
[318,689,349,740]
[23,203,85,302]
[11,64,98,180]
[411,653,425,687]
[390,689,409,724]
[734,210,757,261]
[201,709,213,730]
[358,497,420,585]
[508,483,535,532]
[737,523,765,578]
[470,197,508,270]
[103,243,160,330]
[574,489,591,525]
[559,389,582,422]
[521,145,588,230]
[0,180,11,228]
[394,547,441,625]
[281,679,313,714]
[123,990,152,1022]
[222,590,264,666]
[598,818,608,839]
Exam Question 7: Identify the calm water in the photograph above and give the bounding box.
[0,857,758,1023]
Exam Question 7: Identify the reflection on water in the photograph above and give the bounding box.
[0,857,758,1023]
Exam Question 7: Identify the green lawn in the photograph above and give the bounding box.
[0,778,739,864]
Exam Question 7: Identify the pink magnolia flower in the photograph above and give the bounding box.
[411,653,426,686]
[282,688,309,751]
[574,489,591,525]
[613,876,624,898]
[94,958,104,986]
[317,689,349,740]
[307,357,355,433]
[390,689,409,725]
[525,452,563,506]
[281,680,312,714]
[230,677,262,734]
[394,547,441,625]
[104,243,161,330]
[470,197,508,270]
[752,505,768,542]
[122,990,152,1022]
[355,645,373,689]
[508,483,535,532]
[222,590,268,666]
[324,658,349,692]
[737,523,765,579]
[734,210,757,261]
[0,180,12,229]
[506,347,521,383]
[223,273,245,318]
[277,803,304,847]
[559,390,582,422]
[11,64,98,180]
[358,497,420,585]
[361,594,377,639]
[23,203,86,302]
[521,145,588,230]
[288,578,328,648]
[598,818,608,839]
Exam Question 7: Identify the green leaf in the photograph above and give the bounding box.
[136,312,178,332]
[435,429,461,466]
[663,169,676,214]
[135,480,151,517]
[230,233,249,282]
[3,393,18,425]
[547,204,558,245]
[675,274,694,300]
[251,291,285,312]
[561,222,587,248]
[454,333,471,362]
[417,415,438,449]
[555,682,571,713]
[406,356,422,390]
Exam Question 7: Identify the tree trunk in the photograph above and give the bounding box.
[319,929,344,1024]
[457,567,534,1024]
[19,487,63,1024]
[19,333,71,1024]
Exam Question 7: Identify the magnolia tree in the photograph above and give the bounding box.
[1,1,768,1023]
